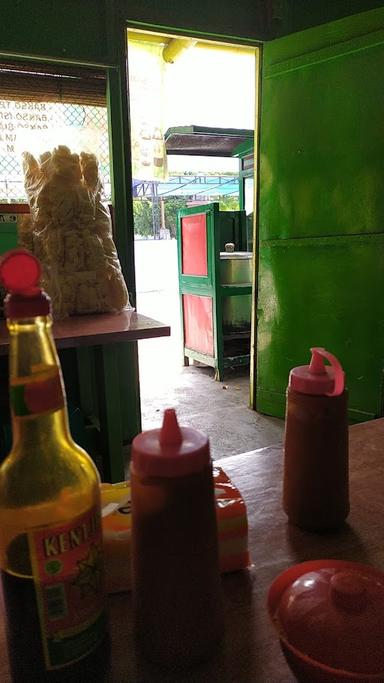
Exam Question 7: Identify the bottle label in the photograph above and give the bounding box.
[10,368,64,417]
[29,505,107,670]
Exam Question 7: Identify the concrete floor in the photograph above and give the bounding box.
[139,361,284,460]
[135,240,284,460]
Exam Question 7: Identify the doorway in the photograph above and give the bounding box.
[126,29,282,454]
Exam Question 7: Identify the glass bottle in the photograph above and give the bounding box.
[0,249,109,682]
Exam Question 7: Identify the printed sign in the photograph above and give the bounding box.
[128,40,168,182]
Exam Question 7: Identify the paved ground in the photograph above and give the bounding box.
[135,239,284,460]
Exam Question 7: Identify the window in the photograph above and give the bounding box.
[0,62,111,202]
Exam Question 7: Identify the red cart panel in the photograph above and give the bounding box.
[183,294,214,356]
[181,213,208,276]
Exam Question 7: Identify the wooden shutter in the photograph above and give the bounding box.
[0,61,106,106]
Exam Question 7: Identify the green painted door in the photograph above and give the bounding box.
[255,8,384,422]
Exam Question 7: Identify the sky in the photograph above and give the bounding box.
[163,44,255,131]
[128,36,256,175]
[164,43,255,173]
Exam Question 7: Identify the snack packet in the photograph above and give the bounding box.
[21,146,131,318]
[100,466,249,594]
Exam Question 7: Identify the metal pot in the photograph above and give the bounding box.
[220,250,252,285]
[220,248,252,333]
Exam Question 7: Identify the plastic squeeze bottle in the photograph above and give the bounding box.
[0,249,109,682]
[283,347,349,531]
[131,408,224,668]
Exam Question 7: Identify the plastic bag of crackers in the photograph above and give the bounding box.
[100,465,250,594]
[21,145,131,318]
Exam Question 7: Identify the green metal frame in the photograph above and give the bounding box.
[177,202,249,381]
[232,138,255,252]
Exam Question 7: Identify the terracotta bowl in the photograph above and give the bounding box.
[267,559,384,683]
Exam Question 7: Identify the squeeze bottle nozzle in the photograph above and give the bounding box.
[159,408,183,446]
[309,347,345,396]
[289,347,345,396]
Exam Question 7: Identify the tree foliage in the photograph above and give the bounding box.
[132,199,154,238]
[133,194,240,238]
[163,197,188,238]
[218,196,240,211]
[133,197,188,238]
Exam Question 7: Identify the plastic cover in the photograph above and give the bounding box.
[21,146,132,318]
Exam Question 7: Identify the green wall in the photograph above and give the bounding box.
[256,7,384,422]
[122,0,268,40]
[0,1,111,65]
[279,1,384,37]
[2,0,382,57]
[121,1,384,42]
[0,0,266,63]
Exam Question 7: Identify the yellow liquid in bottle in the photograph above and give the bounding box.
[0,316,109,682]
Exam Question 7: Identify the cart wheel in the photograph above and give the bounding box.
[214,368,222,382]
[184,356,190,367]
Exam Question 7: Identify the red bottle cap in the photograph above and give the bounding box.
[131,408,210,478]
[289,347,345,396]
[268,559,384,678]
[0,249,50,318]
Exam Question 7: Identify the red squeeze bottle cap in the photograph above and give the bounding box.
[0,248,50,318]
[289,347,345,396]
[131,408,210,478]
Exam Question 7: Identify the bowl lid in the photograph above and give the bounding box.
[268,559,384,675]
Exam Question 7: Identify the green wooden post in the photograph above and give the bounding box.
[94,344,125,482]
[211,203,224,380]
[176,211,188,367]
[105,7,142,443]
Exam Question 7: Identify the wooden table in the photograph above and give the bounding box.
[108,418,384,682]
[1,418,383,681]
[0,310,170,482]
[0,310,170,355]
